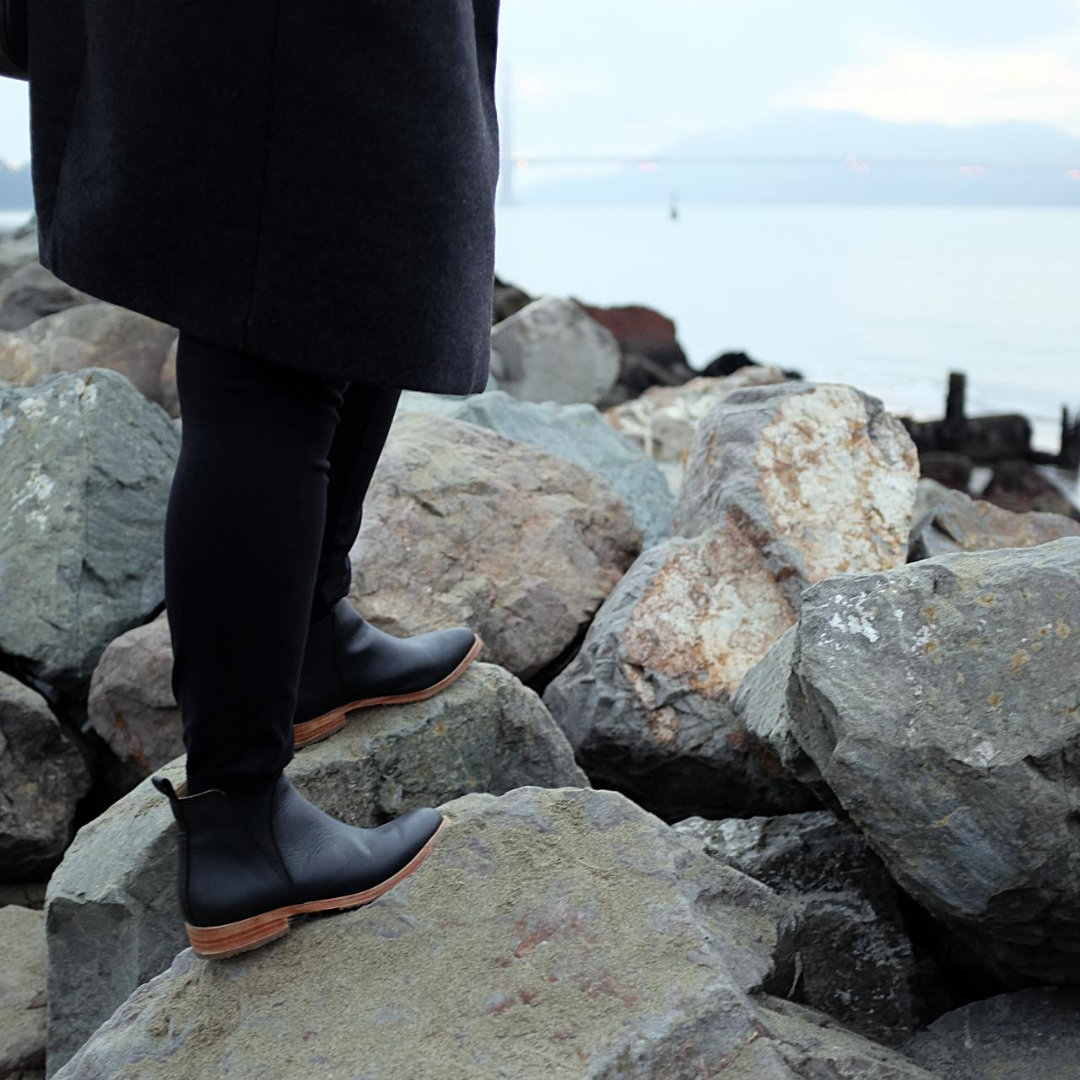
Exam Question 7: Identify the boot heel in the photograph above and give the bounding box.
[186,910,292,959]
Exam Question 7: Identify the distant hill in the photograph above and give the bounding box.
[515,111,1080,206]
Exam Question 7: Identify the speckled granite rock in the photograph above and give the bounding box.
[543,521,818,821]
[675,811,937,1046]
[749,537,1080,986]
[349,411,642,682]
[52,785,930,1080]
[0,368,178,692]
[674,382,919,607]
[45,663,588,1074]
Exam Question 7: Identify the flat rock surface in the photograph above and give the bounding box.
[0,905,46,1077]
[45,663,588,1074]
[53,786,931,1080]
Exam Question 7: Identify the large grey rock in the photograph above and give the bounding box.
[902,987,1080,1079]
[755,537,1080,986]
[675,811,936,1046]
[45,663,588,1074]
[350,411,642,681]
[908,487,1080,561]
[86,611,180,778]
[0,304,178,405]
[0,261,99,332]
[543,520,818,821]
[0,905,46,1078]
[489,294,621,406]
[52,785,932,1080]
[0,369,179,691]
[448,389,674,546]
[675,382,919,607]
[0,232,41,282]
[0,672,90,882]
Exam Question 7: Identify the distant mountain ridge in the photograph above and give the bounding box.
[517,111,1080,205]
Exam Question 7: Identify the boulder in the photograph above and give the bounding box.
[0,672,90,882]
[350,412,642,682]
[86,611,181,778]
[0,231,41,283]
[542,520,818,821]
[0,905,46,1079]
[52,785,933,1080]
[0,369,179,692]
[750,537,1080,985]
[489,294,621,406]
[603,367,789,493]
[45,662,588,1074]
[910,477,951,527]
[0,261,99,332]
[674,382,919,607]
[909,487,1080,560]
[902,987,1080,1079]
[675,811,936,1046]
[0,304,178,405]
[445,389,674,546]
[980,458,1079,519]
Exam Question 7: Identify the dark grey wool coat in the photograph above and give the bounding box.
[25,0,501,395]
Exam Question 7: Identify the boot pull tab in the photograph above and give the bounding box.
[152,775,185,825]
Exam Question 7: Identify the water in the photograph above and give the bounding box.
[495,203,1080,457]
[5,203,1078,460]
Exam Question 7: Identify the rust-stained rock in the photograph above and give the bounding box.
[909,487,1080,561]
[543,520,820,821]
[602,368,789,492]
[349,412,642,682]
[87,611,182,778]
[674,382,919,608]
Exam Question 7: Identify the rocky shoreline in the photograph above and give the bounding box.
[2,215,1079,1079]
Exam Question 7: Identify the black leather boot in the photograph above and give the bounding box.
[152,773,446,958]
[293,597,482,748]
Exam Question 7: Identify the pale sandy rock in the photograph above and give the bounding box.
[54,785,929,1080]
[603,367,789,491]
[543,520,818,821]
[675,382,919,607]
[3,304,178,406]
[46,663,588,1074]
[350,412,642,681]
[489,294,621,405]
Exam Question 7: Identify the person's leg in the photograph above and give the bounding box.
[308,381,402,624]
[157,330,446,958]
[164,329,347,792]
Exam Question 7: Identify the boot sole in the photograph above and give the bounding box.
[293,632,483,750]
[185,814,449,959]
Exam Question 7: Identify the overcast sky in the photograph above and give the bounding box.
[1,0,1078,167]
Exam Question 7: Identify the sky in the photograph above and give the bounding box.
[0,0,1078,168]
[496,0,1080,159]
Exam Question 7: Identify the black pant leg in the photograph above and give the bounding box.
[308,381,401,623]
[164,330,348,792]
